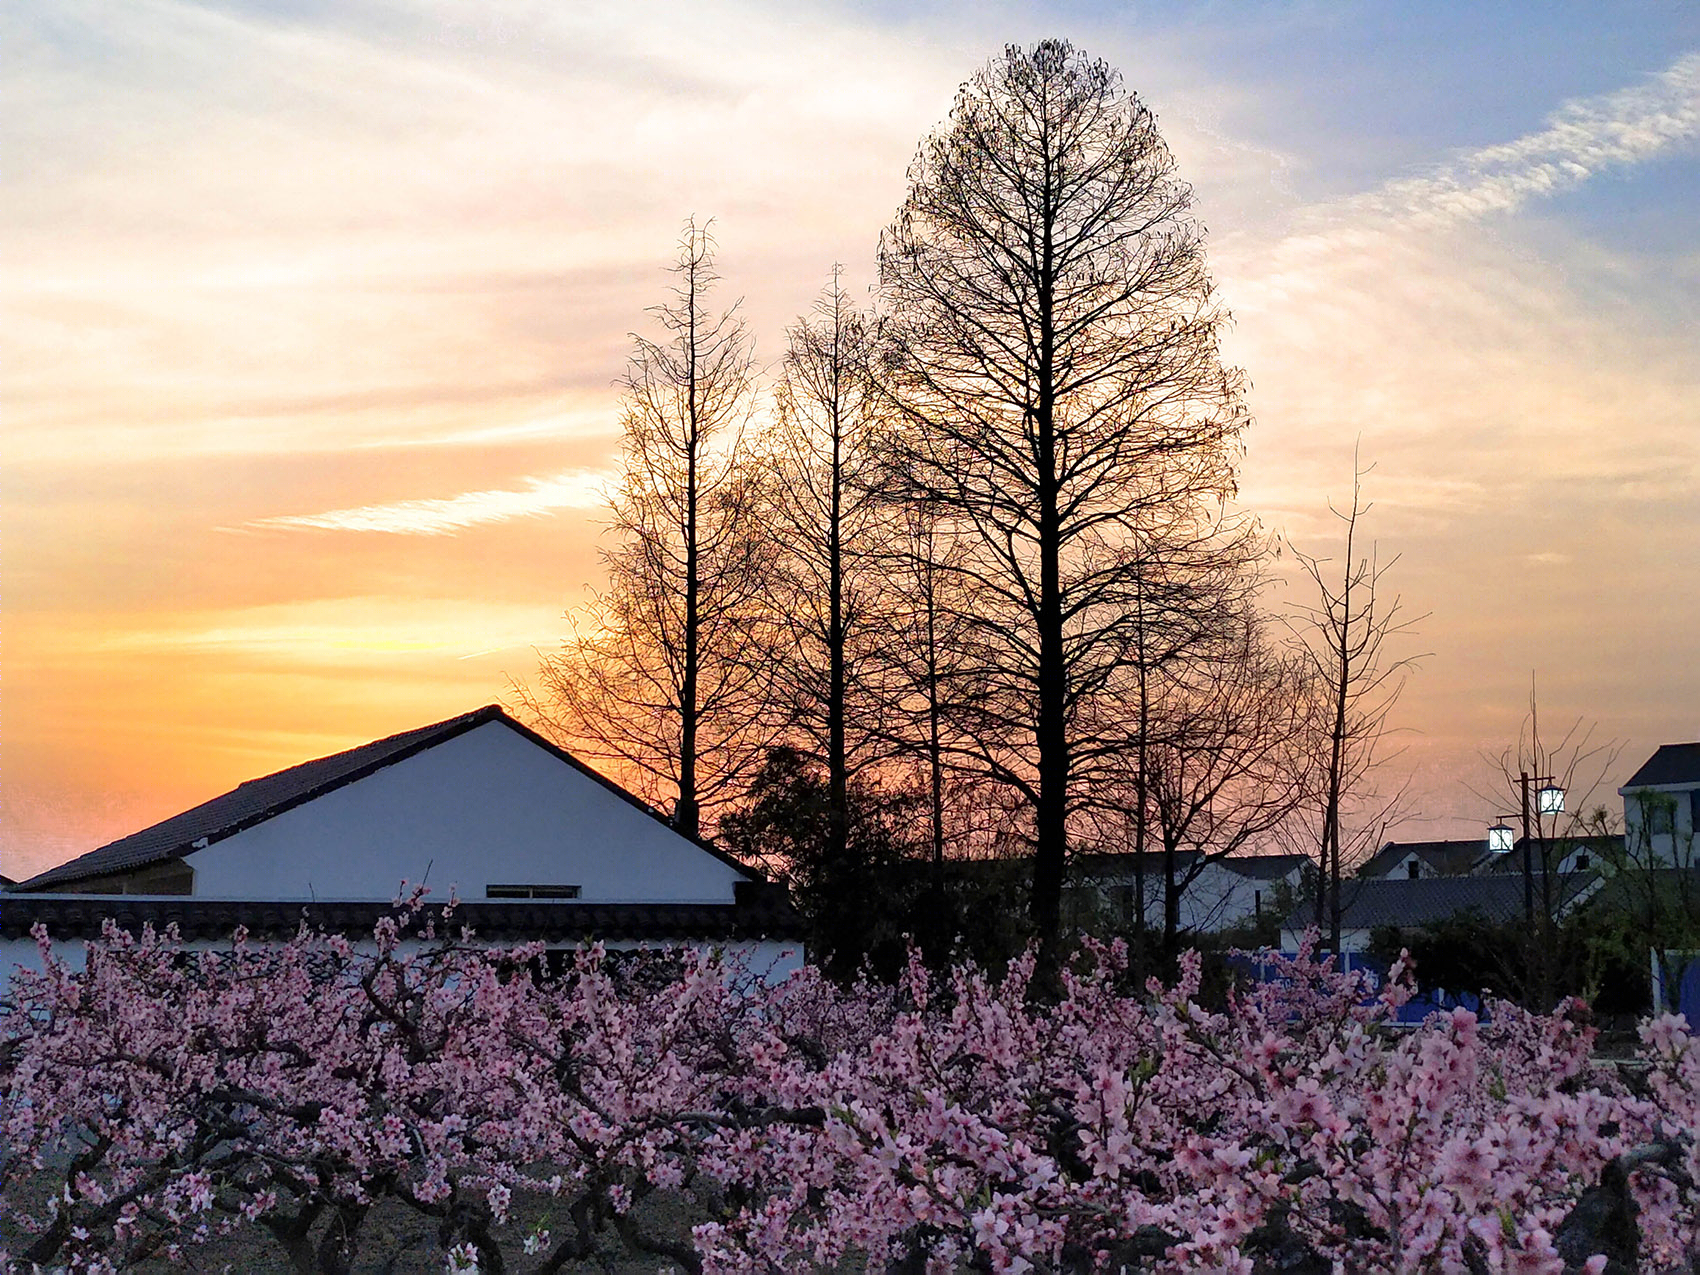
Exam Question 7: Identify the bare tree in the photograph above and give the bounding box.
[1137,612,1316,951]
[757,271,888,865]
[876,40,1250,966]
[518,221,772,836]
[1113,506,1269,966]
[1285,454,1426,952]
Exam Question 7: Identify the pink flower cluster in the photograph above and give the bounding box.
[702,942,1699,1273]
[3,907,1696,1274]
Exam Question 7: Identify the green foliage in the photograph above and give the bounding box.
[718,747,923,979]
[720,748,1044,981]
[1367,913,1536,1005]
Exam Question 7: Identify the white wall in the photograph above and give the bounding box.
[1279,925,1372,954]
[1084,861,1298,935]
[183,721,749,902]
[1622,786,1699,869]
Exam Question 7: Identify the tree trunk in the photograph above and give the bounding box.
[1031,221,1067,981]
[676,263,702,839]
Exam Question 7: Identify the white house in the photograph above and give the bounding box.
[3,706,803,977]
[1357,839,1487,881]
[1619,742,1700,869]
[1066,850,1309,935]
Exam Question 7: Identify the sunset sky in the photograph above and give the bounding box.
[6,1,1698,881]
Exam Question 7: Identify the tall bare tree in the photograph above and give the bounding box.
[877,40,1249,963]
[758,271,888,866]
[519,222,771,837]
[1286,455,1425,951]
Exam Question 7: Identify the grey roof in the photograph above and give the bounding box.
[1621,743,1700,790]
[1358,839,1487,880]
[16,707,756,893]
[1226,853,1310,881]
[1283,872,1597,932]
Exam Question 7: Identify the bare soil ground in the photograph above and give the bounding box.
[4,1180,705,1274]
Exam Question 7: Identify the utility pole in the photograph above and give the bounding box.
[1530,775,1543,924]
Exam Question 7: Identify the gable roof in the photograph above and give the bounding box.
[1358,839,1486,880]
[16,707,756,893]
[1621,743,1700,790]
[1283,872,1597,933]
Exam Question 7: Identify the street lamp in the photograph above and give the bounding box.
[1487,820,1516,854]
[1518,773,1563,925]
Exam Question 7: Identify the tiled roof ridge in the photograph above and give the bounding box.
[231,705,501,789]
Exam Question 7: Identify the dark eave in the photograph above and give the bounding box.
[1,882,803,944]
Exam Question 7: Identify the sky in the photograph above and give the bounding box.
[5,0,1699,880]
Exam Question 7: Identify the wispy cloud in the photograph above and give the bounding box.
[95,597,560,662]
[247,469,612,536]
[1247,50,1700,273]
[1362,51,1700,228]
[1220,49,1700,494]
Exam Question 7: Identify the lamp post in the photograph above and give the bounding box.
[1489,773,1564,1006]
[1486,775,1564,925]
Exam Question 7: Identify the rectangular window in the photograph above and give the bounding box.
[1648,802,1677,837]
[485,884,581,900]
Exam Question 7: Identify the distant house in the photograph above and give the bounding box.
[1475,834,1622,878]
[1063,851,1309,936]
[1358,839,1486,881]
[1619,742,1700,868]
[1293,830,1619,953]
[1279,872,1599,954]
[3,706,802,977]
[876,849,1307,943]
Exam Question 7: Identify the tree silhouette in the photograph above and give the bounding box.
[876,39,1250,967]
[520,221,773,836]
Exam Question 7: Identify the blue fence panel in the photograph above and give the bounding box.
[1226,951,1488,1025]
